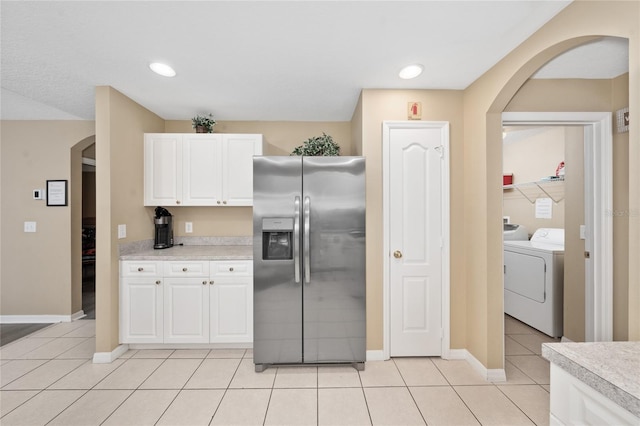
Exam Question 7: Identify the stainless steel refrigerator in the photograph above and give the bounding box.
[253,156,366,372]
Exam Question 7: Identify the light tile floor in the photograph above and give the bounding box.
[0,315,558,425]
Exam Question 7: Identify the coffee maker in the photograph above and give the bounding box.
[154,206,174,249]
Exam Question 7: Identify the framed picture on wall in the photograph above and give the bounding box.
[46,180,68,206]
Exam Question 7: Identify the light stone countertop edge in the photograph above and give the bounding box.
[119,244,253,261]
[542,342,640,417]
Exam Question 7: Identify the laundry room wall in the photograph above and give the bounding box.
[502,126,566,236]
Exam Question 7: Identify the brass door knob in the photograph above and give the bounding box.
[393,250,403,259]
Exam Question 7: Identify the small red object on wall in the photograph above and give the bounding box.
[503,174,513,185]
[408,102,421,120]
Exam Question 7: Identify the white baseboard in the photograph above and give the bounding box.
[71,310,86,321]
[0,315,73,324]
[366,350,385,361]
[93,344,129,364]
[445,349,468,360]
[444,348,506,382]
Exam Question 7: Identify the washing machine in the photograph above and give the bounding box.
[504,228,564,337]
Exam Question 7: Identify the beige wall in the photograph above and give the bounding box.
[503,126,566,233]
[464,0,639,369]
[359,89,466,350]
[1,121,95,316]
[95,86,165,352]
[563,126,586,342]
[612,73,630,341]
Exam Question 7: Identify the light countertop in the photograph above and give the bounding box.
[119,244,253,261]
[542,341,640,417]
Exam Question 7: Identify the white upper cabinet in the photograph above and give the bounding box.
[223,134,263,206]
[144,134,182,206]
[144,133,263,206]
[182,134,223,206]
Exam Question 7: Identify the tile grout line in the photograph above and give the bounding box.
[495,384,545,425]
[98,351,175,426]
[392,358,428,425]
[152,350,211,425]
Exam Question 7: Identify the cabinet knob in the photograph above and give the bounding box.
[223,201,227,205]
[202,280,207,285]
[176,200,181,204]
[138,267,144,272]
[155,280,161,285]
[209,280,214,285]
[217,200,221,205]
[182,267,188,272]
[229,267,234,272]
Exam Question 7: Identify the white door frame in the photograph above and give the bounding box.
[382,121,451,360]
[502,112,613,342]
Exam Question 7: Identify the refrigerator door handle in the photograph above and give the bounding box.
[294,196,301,283]
[304,196,311,283]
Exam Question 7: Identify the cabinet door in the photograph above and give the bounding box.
[182,134,224,206]
[209,275,253,343]
[120,277,163,343]
[144,134,182,206]
[164,278,209,344]
[222,134,263,206]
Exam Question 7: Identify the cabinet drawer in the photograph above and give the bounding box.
[121,261,163,277]
[164,261,209,277]
[211,261,253,276]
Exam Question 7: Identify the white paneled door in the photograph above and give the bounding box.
[388,124,446,356]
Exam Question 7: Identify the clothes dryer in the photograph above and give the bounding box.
[504,228,564,337]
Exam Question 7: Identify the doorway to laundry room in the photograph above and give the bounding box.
[501,111,618,347]
[501,125,583,345]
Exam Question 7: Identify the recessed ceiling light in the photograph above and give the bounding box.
[399,64,424,79]
[149,62,176,77]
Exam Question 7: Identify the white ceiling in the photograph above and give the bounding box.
[0,1,629,122]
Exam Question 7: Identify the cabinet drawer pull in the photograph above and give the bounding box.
[155,280,161,285]
[223,201,227,205]
[138,267,144,272]
[182,267,188,272]
[202,280,207,285]
[217,200,221,205]
[210,280,214,285]
[176,200,181,204]
[229,267,234,272]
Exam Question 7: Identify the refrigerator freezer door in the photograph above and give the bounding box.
[253,156,303,366]
[302,157,366,364]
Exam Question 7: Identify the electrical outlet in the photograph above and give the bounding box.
[185,222,193,233]
[118,224,126,239]
[24,221,37,232]
[33,189,44,200]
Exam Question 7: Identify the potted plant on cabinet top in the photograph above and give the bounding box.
[291,133,340,156]
[192,113,216,133]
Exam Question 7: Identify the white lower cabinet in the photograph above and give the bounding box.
[120,259,252,345]
[210,262,253,343]
[120,261,164,343]
[550,364,639,425]
[164,278,210,344]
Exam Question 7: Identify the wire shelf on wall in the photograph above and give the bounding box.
[503,177,565,204]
